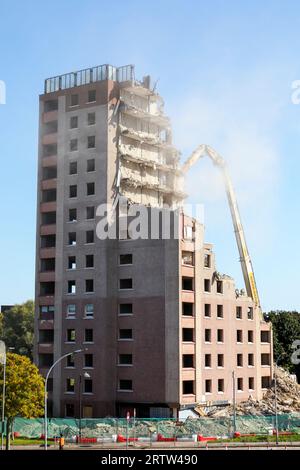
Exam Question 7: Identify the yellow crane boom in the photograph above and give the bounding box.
[181,144,261,310]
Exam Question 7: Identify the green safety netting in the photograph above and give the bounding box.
[9,414,300,439]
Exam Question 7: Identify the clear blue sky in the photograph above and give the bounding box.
[0,0,299,311]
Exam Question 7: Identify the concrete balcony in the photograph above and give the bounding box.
[42,110,58,123]
[181,343,195,355]
[41,179,57,190]
[39,271,55,282]
[40,224,56,236]
[42,155,57,167]
[42,133,57,145]
[40,248,56,259]
[181,317,195,329]
[181,369,196,381]
[40,201,57,213]
[181,265,195,277]
[181,291,195,303]
[38,318,54,330]
[38,343,54,354]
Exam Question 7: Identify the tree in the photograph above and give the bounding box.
[266,310,300,378]
[1,301,34,359]
[0,353,44,449]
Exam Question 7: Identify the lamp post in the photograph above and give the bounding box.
[44,349,83,450]
[0,341,6,451]
[78,371,90,443]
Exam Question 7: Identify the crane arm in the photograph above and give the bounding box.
[182,144,261,309]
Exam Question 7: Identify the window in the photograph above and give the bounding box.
[248,330,254,343]
[85,279,94,293]
[41,211,56,226]
[216,280,223,294]
[70,94,79,106]
[68,256,76,270]
[86,230,94,244]
[248,353,254,366]
[41,258,55,272]
[120,254,133,265]
[217,354,224,367]
[70,139,78,152]
[182,380,194,395]
[66,378,75,393]
[205,379,212,393]
[182,277,193,291]
[217,329,224,343]
[68,232,76,246]
[247,307,254,320]
[39,353,53,367]
[237,354,243,367]
[69,161,77,175]
[204,304,211,318]
[67,280,76,294]
[88,112,96,125]
[87,182,95,196]
[65,403,75,417]
[84,379,93,393]
[261,331,270,343]
[44,99,58,112]
[236,306,242,319]
[87,158,95,172]
[40,281,55,296]
[261,376,270,389]
[119,379,132,391]
[86,206,95,219]
[237,378,243,391]
[184,225,193,240]
[84,354,93,368]
[39,329,54,343]
[42,188,56,202]
[40,305,55,315]
[237,330,243,343]
[41,234,56,248]
[249,377,254,390]
[261,354,271,366]
[119,329,133,340]
[69,208,77,222]
[85,329,93,343]
[87,135,96,148]
[88,90,96,102]
[205,329,211,342]
[204,279,211,292]
[119,303,133,315]
[217,305,223,318]
[182,302,193,316]
[66,329,75,342]
[67,304,76,318]
[42,166,57,180]
[43,143,57,157]
[43,120,58,134]
[86,254,94,268]
[69,185,77,198]
[205,354,211,368]
[119,278,133,289]
[85,304,94,318]
[204,253,211,268]
[66,354,74,368]
[70,116,78,129]
[218,379,224,392]
[119,354,133,365]
[182,354,194,368]
[182,251,194,266]
[182,328,194,342]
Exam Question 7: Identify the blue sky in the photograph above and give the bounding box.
[0,0,299,311]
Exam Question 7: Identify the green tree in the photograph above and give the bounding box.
[0,353,44,449]
[266,310,300,376]
[1,301,34,359]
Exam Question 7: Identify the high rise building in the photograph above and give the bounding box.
[34,64,272,418]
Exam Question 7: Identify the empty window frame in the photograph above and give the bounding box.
[205,329,211,342]
[261,331,270,343]
[86,254,94,268]
[41,211,56,225]
[70,116,78,129]
[69,185,77,198]
[237,353,243,367]
[84,379,93,393]
[70,94,79,106]
[217,304,224,318]
[67,280,76,294]
[216,280,223,294]
[68,232,76,246]
[69,161,77,175]
[66,354,75,368]
[248,353,254,366]
[88,90,96,103]
[247,307,254,320]
[87,112,96,125]
[42,166,57,180]
[205,354,211,368]
[87,135,96,148]
[205,379,212,393]
[248,330,254,343]
[87,158,95,172]
[182,277,193,291]
[218,379,224,392]
[261,353,271,366]
[69,208,77,222]
[87,182,95,196]
[86,230,94,244]
[182,302,194,316]
[237,330,243,343]
[217,329,224,342]
[261,376,271,389]
[119,303,133,315]
[44,99,58,112]
[236,306,242,319]
[204,303,211,317]
[84,329,93,343]
[68,256,76,270]
[119,379,132,391]
[119,329,133,340]
[118,354,133,365]
[182,251,194,266]
[182,354,194,368]
[84,354,94,368]
[66,378,75,392]
[204,253,211,268]
[182,328,194,342]
[85,279,94,293]
[182,380,194,395]
[119,254,133,265]
[86,206,95,219]
[204,279,211,292]
[70,139,78,152]
[249,377,254,390]
[237,378,243,391]
[119,278,133,289]
[217,354,224,367]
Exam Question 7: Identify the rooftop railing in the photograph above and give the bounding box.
[44,64,135,94]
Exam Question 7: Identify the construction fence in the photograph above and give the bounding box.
[9,414,300,442]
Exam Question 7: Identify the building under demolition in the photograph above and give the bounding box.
[34,64,272,418]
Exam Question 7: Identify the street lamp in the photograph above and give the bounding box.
[44,349,83,450]
[79,371,90,442]
[0,341,6,451]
